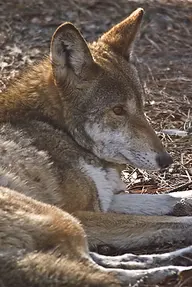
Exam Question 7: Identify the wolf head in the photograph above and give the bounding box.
[50,8,173,170]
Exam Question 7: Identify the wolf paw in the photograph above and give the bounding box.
[172,198,192,216]
[167,190,192,216]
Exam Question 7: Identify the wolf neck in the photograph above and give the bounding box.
[0,58,63,126]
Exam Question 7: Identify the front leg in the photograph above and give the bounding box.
[110,190,192,216]
[91,247,192,286]
[90,245,192,269]
[109,265,192,286]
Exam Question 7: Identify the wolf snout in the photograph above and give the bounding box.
[156,152,173,169]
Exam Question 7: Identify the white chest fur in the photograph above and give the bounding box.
[79,159,126,212]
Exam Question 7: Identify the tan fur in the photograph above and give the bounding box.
[0,8,192,286]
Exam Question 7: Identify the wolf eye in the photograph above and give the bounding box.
[113,106,125,116]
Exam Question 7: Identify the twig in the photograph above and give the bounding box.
[164,181,192,194]
[145,34,162,52]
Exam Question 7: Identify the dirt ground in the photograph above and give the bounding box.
[0,0,191,194]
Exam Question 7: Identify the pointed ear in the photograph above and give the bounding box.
[100,8,144,60]
[50,22,94,83]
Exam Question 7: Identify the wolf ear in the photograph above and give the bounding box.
[100,8,144,60]
[50,23,94,83]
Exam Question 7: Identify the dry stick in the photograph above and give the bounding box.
[164,181,192,194]
[145,34,162,52]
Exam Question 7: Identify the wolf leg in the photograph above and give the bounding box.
[90,245,192,269]
[110,190,192,215]
[74,211,192,251]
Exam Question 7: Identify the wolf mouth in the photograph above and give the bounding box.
[119,151,160,171]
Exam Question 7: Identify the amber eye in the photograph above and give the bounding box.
[113,106,125,116]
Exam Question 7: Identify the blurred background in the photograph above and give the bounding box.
[0,0,191,194]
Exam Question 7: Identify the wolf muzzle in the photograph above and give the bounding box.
[156,152,173,169]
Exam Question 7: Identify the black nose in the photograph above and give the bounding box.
[156,152,173,169]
